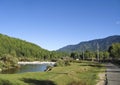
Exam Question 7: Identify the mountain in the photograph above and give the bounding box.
[57,35,120,53]
[0,34,49,59]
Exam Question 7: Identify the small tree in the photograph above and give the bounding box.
[103,51,109,61]
[70,52,78,59]
[108,43,120,60]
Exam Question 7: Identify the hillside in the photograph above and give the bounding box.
[0,34,49,59]
[57,35,120,53]
[0,34,68,70]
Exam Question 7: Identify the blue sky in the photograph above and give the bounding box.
[0,0,120,50]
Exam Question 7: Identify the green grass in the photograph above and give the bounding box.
[0,61,105,85]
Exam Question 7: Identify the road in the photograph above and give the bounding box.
[106,63,120,85]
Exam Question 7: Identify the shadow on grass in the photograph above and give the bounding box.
[79,63,105,68]
[21,78,56,85]
[0,79,13,85]
[68,81,86,85]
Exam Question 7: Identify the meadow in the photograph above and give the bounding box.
[0,61,105,85]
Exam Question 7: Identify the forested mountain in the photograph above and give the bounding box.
[0,34,67,60]
[0,34,49,59]
[57,35,120,53]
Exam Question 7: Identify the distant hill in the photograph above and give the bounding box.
[57,35,120,53]
[0,34,49,59]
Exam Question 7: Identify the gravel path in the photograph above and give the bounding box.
[106,63,120,85]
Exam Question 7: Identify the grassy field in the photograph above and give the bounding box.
[0,61,105,85]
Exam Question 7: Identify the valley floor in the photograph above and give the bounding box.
[0,61,105,85]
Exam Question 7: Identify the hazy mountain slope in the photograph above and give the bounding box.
[57,35,120,53]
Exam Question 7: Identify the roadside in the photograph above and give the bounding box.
[96,72,106,85]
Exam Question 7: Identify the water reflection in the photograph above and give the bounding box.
[1,64,53,74]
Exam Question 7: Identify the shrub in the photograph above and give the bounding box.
[0,54,19,70]
[55,59,70,67]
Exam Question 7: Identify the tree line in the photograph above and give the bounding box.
[70,43,120,62]
[0,34,67,60]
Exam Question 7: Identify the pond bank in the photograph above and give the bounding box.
[0,62,104,85]
[18,61,56,65]
[0,61,56,74]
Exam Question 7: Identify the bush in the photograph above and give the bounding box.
[55,59,70,67]
[0,61,4,68]
[0,54,19,70]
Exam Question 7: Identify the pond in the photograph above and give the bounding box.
[1,63,54,74]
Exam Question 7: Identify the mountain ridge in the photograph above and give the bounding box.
[57,35,120,53]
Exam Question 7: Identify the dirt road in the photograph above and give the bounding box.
[106,63,120,85]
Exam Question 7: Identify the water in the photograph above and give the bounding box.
[1,64,53,74]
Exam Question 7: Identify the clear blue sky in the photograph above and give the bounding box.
[0,0,120,50]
